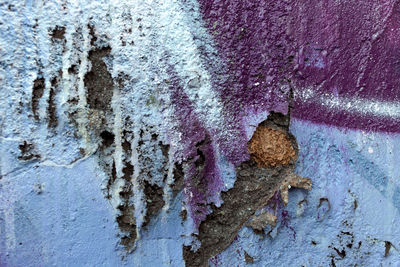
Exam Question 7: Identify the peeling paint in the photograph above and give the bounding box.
[1,1,400,266]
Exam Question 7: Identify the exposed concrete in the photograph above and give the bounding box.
[31,77,45,121]
[1,1,400,266]
[183,113,310,267]
[84,45,114,111]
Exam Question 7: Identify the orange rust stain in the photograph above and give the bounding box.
[248,126,296,167]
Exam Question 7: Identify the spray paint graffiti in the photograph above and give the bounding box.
[198,0,400,132]
[1,0,400,266]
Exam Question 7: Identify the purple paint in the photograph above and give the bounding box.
[168,0,400,236]
[183,140,224,229]
[199,0,292,115]
[198,0,400,133]
[168,67,224,229]
[210,254,221,266]
[280,210,296,240]
[168,67,206,162]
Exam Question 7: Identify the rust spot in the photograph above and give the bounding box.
[248,126,296,167]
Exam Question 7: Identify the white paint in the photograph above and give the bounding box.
[296,87,400,119]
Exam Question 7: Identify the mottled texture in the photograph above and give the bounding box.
[248,126,296,167]
[198,0,400,133]
[210,119,400,266]
[248,210,277,230]
[1,0,400,266]
[183,113,308,267]
[279,173,312,205]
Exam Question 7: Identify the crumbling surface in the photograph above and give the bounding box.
[183,160,292,267]
[31,77,45,120]
[183,113,310,267]
[143,180,165,227]
[247,210,277,231]
[2,1,400,266]
[279,173,312,205]
[84,46,113,111]
[248,125,297,167]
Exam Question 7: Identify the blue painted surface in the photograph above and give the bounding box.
[0,153,185,266]
[1,1,400,266]
[210,119,400,266]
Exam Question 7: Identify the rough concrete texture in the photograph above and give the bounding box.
[1,0,400,266]
[248,126,296,167]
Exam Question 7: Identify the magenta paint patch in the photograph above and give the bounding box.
[168,0,400,234]
[167,67,224,229]
[198,0,400,133]
[199,1,292,115]
[183,139,224,229]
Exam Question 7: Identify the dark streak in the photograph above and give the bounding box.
[18,141,40,161]
[385,241,392,257]
[143,180,165,227]
[50,26,66,40]
[32,77,45,120]
[333,247,346,259]
[84,46,113,110]
[48,73,60,128]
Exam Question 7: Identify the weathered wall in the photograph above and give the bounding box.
[1,0,400,266]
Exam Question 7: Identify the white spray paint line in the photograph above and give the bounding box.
[296,88,400,119]
[162,145,177,213]
[112,88,123,179]
[150,0,229,211]
[106,0,181,217]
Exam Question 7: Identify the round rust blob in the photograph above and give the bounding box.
[248,126,296,167]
